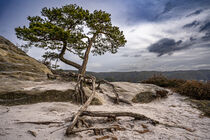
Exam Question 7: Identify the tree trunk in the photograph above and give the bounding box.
[66,77,96,135]
[80,34,96,75]
[71,34,96,104]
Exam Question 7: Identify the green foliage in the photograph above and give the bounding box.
[15,4,126,67]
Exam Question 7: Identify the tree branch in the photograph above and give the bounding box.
[59,42,82,70]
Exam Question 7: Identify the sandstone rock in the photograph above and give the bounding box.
[0,35,52,80]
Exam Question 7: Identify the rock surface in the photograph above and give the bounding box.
[0,82,210,140]
[0,35,52,80]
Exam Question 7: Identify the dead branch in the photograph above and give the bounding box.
[80,111,194,132]
[106,94,132,105]
[160,123,195,132]
[80,111,159,125]
[65,77,96,136]
[66,125,125,135]
[17,121,64,125]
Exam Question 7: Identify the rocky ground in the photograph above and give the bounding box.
[0,81,210,140]
[0,35,210,139]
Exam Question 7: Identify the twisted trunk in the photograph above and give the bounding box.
[80,34,96,75]
[59,41,81,70]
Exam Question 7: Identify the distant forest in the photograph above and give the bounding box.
[88,70,210,82]
[58,69,210,82]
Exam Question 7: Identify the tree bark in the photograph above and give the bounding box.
[80,34,96,75]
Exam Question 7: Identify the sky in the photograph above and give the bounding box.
[0,0,210,72]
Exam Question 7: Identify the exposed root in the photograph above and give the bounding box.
[106,94,132,105]
[97,80,120,104]
[17,121,64,125]
[80,111,159,125]
[64,74,193,137]
[134,129,150,134]
[159,123,195,132]
[66,125,125,135]
[65,76,96,136]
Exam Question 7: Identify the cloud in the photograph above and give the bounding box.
[183,20,200,28]
[147,38,185,56]
[1,0,210,72]
[200,21,210,32]
[186,9,203,17]
[121,54,129,57]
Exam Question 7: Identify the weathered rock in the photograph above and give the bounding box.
[132,89,168,103]
[0,89,75,106]
[0,35,52,80]
[83,87,104,105]
[0,80,103,106]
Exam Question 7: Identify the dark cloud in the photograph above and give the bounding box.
[200,21,210,32]
[183,20,200,28]
[156,0,210,21]
[148,38,186,56]
[158,1,177,16]
[202,33,210,41]
[186,9,203,17]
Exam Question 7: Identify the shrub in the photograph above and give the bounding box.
[176,80,210,100]
[142,76,210,100]
[156,90,168,98]
[142,75,185,88]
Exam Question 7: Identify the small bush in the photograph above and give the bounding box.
[188,99,210,117]
[156,90,168,98]
[176,80,210,100]
[143,76,210,100]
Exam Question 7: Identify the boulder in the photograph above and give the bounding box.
[132,89,168,103]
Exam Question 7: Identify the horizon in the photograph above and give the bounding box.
[1,0,210,72]
[62,69,210,73]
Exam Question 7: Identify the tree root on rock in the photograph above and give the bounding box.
[66,125,126,135]
[80,111,159,125]
[106,94,132,105]
[66,110,195,135]
[64,75,195,137]
[17,121,64,125]
[96,80,120,104]
[65,76,96,136]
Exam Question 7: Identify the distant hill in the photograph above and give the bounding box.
[88,70,210,82]
[56,69,210,82]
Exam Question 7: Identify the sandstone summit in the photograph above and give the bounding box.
[0,35,52,80]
